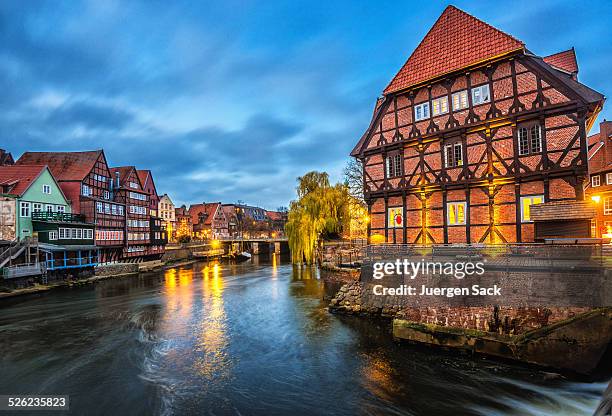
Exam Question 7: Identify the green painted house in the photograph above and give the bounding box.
[0,164,72,240]
[0,164,98,274]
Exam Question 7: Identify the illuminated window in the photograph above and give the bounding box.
[414,102,430,121]
[591,219,597,237]
[471,84,490,105]
[452,90,468,110]
[444,142,463,168]
[431,96,449,116]
[520,195,544,222]
[604,197,612,215]
[592,175,601,187]
[387,207,403,228]
[447,202,466,225]
[385,153,402,178]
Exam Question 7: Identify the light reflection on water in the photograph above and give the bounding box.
[0,256,607,416]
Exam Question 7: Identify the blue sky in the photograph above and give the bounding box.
[1,0,610,209]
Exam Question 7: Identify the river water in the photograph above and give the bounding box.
[0,255,608,415]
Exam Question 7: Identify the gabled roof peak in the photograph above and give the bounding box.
[384,5,524,94]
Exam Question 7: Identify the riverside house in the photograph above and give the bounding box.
[111,166,164,259]
[159,193,176,241]
[138,170,168,250]
[0,164,97,275]
[351,6,604,244]
[586,120,612,238]
[17,150,126,262]
[190,202,229,239]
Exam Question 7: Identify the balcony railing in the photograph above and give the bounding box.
[32,211,89,223]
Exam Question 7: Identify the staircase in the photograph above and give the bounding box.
[0,240,27,268]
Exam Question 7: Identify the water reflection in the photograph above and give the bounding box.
[195,262,229,380]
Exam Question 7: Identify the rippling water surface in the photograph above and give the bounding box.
[0,255,608,415]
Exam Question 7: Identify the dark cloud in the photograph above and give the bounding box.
[0,0,609,209]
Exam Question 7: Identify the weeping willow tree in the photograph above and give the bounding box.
[285,172,350,264]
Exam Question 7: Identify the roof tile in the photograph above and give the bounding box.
[384,5,524,94]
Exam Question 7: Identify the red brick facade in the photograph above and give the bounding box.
[352,7,604,244]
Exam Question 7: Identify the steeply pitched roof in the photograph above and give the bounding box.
[189,203,220,225]
[0,165,47,196]
[110,166,139,188]
[136,169,157,196]
[137,170,150,188]
[543,48,578,75]
[16,150,104,181]
[588,121,612,174]
[384,5,524,94]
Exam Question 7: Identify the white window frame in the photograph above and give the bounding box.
[431,96,449,116]
[606,173,612,185]
[59,228,66,239]
[444,142,463,168]
[20,202,30,217]
[592,176,601,187]
[471,84,490,105]
[104,190,110,200]
[520,195,544,223]
[32,203,42,212]
[45,204,54,212]
[49,230,58,241]
[414,102,430,121]
[452,90,469,111]
[70,228,77,239]
[447,201,467,226]
[604,197,612,216]
[82,184,90,196]
[56,205,65,213]
[42,184,51,194]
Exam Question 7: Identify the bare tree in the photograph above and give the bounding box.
[343,158,364,202]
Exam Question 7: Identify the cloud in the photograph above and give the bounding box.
[0,0,609,210]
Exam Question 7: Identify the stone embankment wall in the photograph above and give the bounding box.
[162,248,192,262]
[95,263,139,277]
[329,281,590,335]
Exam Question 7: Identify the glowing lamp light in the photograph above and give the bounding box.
[370,234,385,244]
[591,195,601,203]
[211,239,221,249]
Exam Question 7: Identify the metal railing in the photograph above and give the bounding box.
[32,211,88,223]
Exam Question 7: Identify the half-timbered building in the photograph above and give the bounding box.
[351,6,604,244]
[111,166,162,259]
[16,150,126,260]
[137,169,168,249]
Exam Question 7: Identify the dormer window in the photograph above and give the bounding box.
[414,102,430,121]
[452,90,469,110]
[385,153,402,178]
[518,123,543,156]
[471,84,490,105]
[431,96,449,116]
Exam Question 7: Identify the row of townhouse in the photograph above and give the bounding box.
[157,195,287,241]
[0,149,168,276]
[353,6,607,244]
